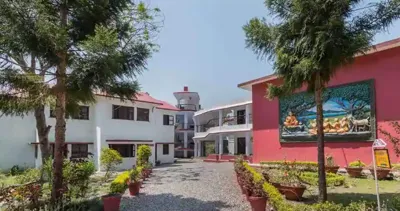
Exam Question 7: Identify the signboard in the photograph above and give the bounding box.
[374,149,391,168]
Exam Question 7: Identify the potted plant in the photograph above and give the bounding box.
[102,172,129,211]
[346,160,366,178]
[369,164,391,180]
[241,168,268,211]
[127,168,141,196]
[137,166,146,181]
[325,154,340,173]
[278,161,306,201]
[143,162,153,177]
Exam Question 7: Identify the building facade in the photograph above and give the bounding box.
[174,86,200,158]
[192,101,253,161]
[238,38,400,166]
[0,93,179,171]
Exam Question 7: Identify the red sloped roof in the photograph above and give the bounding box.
[94,91,179,111]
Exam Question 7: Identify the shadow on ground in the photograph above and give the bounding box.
[121,193,232,211]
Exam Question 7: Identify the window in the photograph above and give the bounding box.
[50,106,89,120]
[163,115,174,125]
[112,105,134,120]
[109,144,135,157]
[137,108,150,121]
[162,144,169,155]
[71,144,88,158]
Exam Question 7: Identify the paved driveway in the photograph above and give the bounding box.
[120,160,250,211]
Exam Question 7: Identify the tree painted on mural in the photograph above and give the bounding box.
[379,122,400,156]
[328,81,372,119]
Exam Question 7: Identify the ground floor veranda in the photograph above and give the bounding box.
[192,131,252,162]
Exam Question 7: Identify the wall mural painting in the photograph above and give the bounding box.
[279,80,375,142]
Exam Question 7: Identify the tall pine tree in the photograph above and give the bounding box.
[244,0,400,201]
[0,0,161,200]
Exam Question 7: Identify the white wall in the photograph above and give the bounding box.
[0,96,177,171]
[157,144,175,164]
[0,114,36,170]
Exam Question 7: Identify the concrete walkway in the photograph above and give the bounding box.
[120,160,250,211]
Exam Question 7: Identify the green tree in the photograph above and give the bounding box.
[0,0,161,201]
[244,0,400,201]
[137,145,152,166]
[101,148,123,180]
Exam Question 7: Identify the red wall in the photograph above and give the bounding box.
[252,47,400,167]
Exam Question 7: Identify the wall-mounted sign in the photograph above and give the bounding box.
[374,149,391,168]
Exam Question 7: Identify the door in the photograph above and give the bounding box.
[237,137,246,155]
[237,110,245,124]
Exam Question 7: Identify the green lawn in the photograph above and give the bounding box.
[304,177,400,205]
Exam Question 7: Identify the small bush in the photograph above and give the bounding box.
[137,145,152,166]
[109,171,130,194]
[100,148,123,180]
[348,160,366,168]
[300,172,345,187]
[261,160,318,172]
[10,165,24,176]
[15,168,40,184]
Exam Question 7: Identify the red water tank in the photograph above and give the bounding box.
[183,86,189,91]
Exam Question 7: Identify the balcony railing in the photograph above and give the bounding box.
[175,123,195,130]
[196,114,252,132]
[176,104,199,111]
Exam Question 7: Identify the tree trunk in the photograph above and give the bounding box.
[34,105,51,181]
[315,73,327,202]
[51,4,68,202]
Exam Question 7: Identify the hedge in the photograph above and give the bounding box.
[260,161,318,172]
[242,162,376,211]
[300,172,345,187]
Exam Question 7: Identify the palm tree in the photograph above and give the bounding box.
[243,0,400,201]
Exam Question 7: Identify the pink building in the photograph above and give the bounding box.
[238,38,400,167]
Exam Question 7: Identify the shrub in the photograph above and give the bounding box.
[15,168,40,184]
[392,163,400,170]
[10,165,24,176]
[129,168,140,183]
[109,171,129,194]
[348,160,366,168]
[261,160,318,172]
[64,161,96,198]
[100,148,123,180]
[137,145,152,166]
[300,172,345,187]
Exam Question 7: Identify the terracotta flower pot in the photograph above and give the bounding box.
[346,167,364,178]
[102,193,121,211]
[248,196,267,211]
[280,185,306,201]
[271,182,284,194]
[325,166,340,174]
[127,181,141,196]
[370,168,391,180]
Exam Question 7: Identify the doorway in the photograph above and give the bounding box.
[237,137,246,155]
[237,110,245,124]
[202,141,215,156]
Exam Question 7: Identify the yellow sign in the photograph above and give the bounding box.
[374,149,391,168]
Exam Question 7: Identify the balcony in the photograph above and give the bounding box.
[176,104,200,111]
[195,114,252,138]
[175,123,195,130]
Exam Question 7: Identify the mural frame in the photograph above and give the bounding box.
[278,79,376,143]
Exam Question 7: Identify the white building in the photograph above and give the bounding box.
[174,86,200,158]
[0,92,179,171]
[192,100,253,161]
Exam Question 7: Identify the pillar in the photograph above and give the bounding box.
[184,132,188,158]
[198,141,202,157]
[193,117,197,132]
[35,129,42,168]
[194,141,197,157]
[95,127,102,172]
[245,104,250,126]
[219,134,223,154]
[184,113,188,129]
[245,132,251,156]
[218,110,222,127]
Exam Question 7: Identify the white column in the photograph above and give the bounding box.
[95,127,102,172]
[193,117,197,133]
[194,141,197,157]
[218,110,222,127]
[219,134,223,156]
[245,132,251,156]
[184,132,188,158]
[198,141,202,157]
[184,113,188,129]
[35,129,42,168]
[245,104,250,126]
[233,135,237,155]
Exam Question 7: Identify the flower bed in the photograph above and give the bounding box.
[260,161,318,172]
[300,172,345,187]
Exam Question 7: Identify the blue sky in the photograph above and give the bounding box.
[137,0,400,109]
